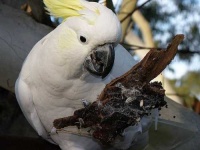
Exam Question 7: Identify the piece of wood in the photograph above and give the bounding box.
[99,34,184,100]
[53,35,184,145]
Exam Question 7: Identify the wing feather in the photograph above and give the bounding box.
[15,78,55,144]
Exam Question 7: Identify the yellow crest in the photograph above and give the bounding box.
[43,0,84,19]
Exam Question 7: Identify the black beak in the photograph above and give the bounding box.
[84,44,115,78]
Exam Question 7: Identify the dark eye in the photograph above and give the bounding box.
[80,36,87,43]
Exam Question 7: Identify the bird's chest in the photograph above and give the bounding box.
[34,75,106,109]
[62,79,105,109]
[31,77,106,131]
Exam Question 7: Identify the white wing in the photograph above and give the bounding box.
[15,77,55,144]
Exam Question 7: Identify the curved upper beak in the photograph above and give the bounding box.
[84,44,115,78]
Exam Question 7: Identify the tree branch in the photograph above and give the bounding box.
[120,0,151,23]
[0,4,52,92]
[117,0,137,41]
[132,10,154,47]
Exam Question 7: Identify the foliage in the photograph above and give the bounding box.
[169,71,200,108]
[140,0,200,61]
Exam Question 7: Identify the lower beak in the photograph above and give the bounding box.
[84,44,115,78]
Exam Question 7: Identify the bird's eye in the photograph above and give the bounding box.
[80,36,87,43]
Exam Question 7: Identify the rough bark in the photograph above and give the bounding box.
[0,4,52,92]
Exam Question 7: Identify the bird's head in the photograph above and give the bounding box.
[43,0,121,78]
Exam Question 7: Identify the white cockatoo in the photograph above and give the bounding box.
[15,0,151,149]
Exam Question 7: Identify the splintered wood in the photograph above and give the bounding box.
[53,35,184,145]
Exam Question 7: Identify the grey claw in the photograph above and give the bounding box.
[78,118,84,127]
[81,99,90,107]
[50,127,58,135]
[75,118,85,129]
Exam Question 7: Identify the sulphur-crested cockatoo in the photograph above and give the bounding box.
[15,0,151,149]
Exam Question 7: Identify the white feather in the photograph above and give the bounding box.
[15,78,55,144]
